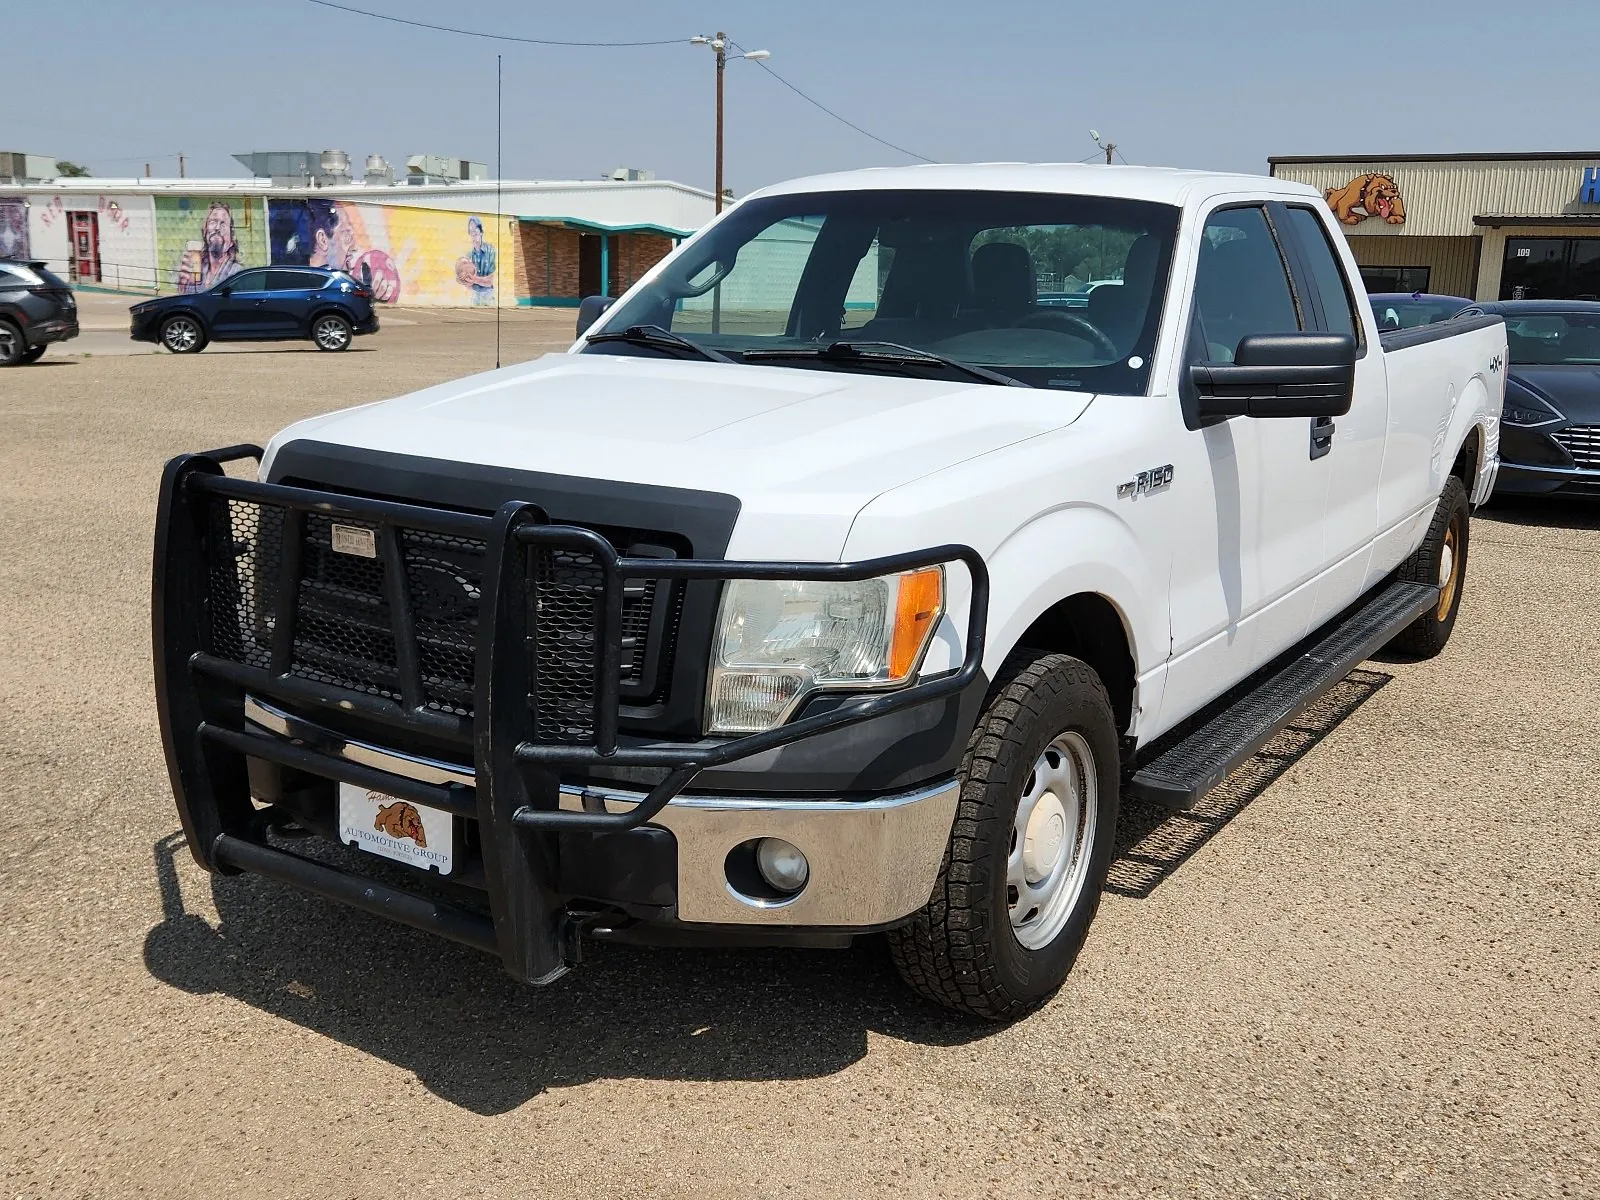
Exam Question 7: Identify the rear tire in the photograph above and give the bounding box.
[1391,475,1470,657]
[312,312,352,351]
[887,652,1121,1021]
[0,320,23,366]
[18,344,45,365]
[160,314,206,354]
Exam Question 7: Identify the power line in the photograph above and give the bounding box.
[304,0,688,46]
[301,3,939,169]
[729,41,937,164]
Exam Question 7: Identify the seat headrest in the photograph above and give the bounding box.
[1121,235,1160,293]
[971,241,1035,313]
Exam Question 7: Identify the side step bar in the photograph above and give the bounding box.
[1130,580,1439,809]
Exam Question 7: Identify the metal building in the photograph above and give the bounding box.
[1270,151,1600,301]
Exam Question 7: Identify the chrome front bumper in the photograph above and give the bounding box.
[245,698,957,929]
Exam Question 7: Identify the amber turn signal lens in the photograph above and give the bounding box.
[888,567,944,680]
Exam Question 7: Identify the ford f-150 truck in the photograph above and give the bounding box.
[154,165,1505,1020]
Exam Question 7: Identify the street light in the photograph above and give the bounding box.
[692,33,771,213]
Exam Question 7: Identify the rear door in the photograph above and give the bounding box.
[265,270,321,335]
[1273,203,1390,625]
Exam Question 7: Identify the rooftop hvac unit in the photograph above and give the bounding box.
[364,154,394,185]
[608,167,656,182]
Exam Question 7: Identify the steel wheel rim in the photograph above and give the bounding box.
[164,318,199,351]
[1438,516,1461,620]
[0,324,19,361]
[314,317,349,349]
[1007,730,1098,950]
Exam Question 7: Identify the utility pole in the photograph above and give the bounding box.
[1103,141,1116,165]
[178,153,186,179]
[714,31,726,213]
[1090,130,1117,165]
[144,163,151,178]
[692,34,769,214]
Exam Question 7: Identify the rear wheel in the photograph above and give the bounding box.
[0,320,23,366]
[160,314,206,354]
[312,312,352,351]
[1391,475,1470,657]
[887,652,1121,1021]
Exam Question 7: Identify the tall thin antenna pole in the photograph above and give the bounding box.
[495,53,503,370]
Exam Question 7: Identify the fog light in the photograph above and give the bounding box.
[755,837,809,894]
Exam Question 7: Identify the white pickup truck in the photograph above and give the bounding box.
[154,164,1505,1020]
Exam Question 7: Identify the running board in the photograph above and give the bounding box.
[1130,581,1439,810]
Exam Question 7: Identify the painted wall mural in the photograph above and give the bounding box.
[1324,172,1406,226]
[0,198,28,258]
[155,196,268,292]
[267,199,513,305]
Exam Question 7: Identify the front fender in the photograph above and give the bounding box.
[843,491,1163,690]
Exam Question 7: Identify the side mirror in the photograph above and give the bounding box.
[1191,333,1356,420]
[575,294,616,338]
[217,286,232,297]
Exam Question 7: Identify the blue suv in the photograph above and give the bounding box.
[129,266,379,354]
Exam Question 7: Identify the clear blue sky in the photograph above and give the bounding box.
[10,0,1600,191]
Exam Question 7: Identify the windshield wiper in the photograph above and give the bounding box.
[740,340,1029,388]
[583,324,738,364]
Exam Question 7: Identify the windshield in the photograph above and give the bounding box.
[590,188,1179,392]
[1504,311,1600,365]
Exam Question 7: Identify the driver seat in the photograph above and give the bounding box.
[965,241,1036,323]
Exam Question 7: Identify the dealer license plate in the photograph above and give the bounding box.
[337,783,454,875]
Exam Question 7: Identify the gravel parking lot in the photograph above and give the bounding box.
[1,309,1596,1198]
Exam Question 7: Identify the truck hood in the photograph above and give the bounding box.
[263,352,1092,558]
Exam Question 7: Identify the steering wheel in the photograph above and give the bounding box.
[1015,311,1120,358]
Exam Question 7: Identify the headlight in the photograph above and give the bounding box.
[706,567,944,734]
[1502,401,1561,427]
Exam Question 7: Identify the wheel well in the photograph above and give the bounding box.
[309,305,352,326]
[1013,593,1136,733]
[1451,425,1482,495]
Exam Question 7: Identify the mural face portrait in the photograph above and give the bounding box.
[203,203,235,257]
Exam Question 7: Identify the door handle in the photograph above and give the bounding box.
[1309,416,1335,460]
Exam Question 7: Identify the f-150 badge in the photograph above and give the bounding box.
[1117,465,1174,498]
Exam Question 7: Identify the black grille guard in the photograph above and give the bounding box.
[154,445,989,983]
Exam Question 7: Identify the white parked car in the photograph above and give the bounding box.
[154,164,1505,1020]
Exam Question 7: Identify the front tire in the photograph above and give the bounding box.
[160,314,206,354]
[312,312,352,351]
[1391,475,1469,657]
[888,652,1121,1021]
[0,320,23,366]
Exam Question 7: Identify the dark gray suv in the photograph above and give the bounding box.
[0,259,79,365]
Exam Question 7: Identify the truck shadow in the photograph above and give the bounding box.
[142,671,1391,1112]
[1106,668,1391,900]
[143,833,989,1115]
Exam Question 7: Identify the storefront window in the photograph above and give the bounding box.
[1500,237,1600,301]
[1359,265,1430,294]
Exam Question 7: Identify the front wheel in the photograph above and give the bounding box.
[0,320,24,366]
[887,652,1121,1021]
[160,314,206,354]
[312,313,352,351]
[1390,475,1470,657]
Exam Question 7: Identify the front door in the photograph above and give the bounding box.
[68,212,100,283]
[210,268,275,336]
[578,234,602,297]
[1160,203,1334,727]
